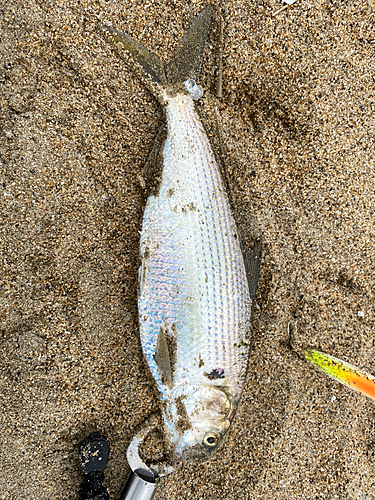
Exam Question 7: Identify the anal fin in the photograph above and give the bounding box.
[140,124,167,197]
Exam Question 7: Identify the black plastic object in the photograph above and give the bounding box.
[78,432,110,500]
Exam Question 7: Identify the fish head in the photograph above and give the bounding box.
[165,384,236,463]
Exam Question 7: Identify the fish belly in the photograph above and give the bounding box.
[138,93,251,403]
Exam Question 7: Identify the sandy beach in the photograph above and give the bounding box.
[1,0,374,498]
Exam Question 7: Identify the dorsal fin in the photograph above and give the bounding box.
[240,236,262,321]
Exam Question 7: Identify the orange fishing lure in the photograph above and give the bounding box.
[305,349,375,400]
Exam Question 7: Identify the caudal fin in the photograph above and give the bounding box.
[103,5,212,91]
[166,5,212,85]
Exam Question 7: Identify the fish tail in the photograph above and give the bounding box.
[102,5,212,97]
[102,24,167,89]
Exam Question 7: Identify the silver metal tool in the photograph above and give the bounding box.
[120,417,174,500]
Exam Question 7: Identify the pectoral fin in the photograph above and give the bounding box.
[153,326,177,388]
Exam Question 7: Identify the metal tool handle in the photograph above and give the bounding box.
[120,415,174,500]
[120,469,158,500]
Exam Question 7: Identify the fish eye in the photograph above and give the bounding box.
[202,432,220,448]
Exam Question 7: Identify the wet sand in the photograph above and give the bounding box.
[1,0,375,498]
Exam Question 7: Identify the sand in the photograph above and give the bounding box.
[1,0,374,498]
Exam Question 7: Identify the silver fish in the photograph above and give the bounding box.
[105,6,261,463]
